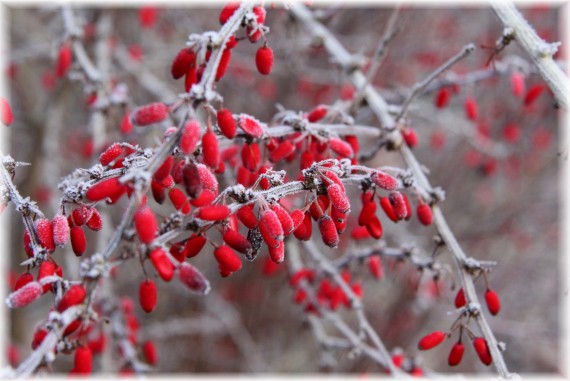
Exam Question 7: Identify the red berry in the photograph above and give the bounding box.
[269,140,296,163]
[214,245,242,273]
[329,137,354,158]
[215,48,232,81]
[197,163,218,194]
[37,261,56,293]
[139,6,158,28]
[454,288,466,308]
[182,162,202,199]
[171,48,196,80]
[380,196,398,222]
[318,215,339,248]
[143,341,158,366]
[178,262,210,294]
[389,191,407,220]
[85,177,126,202]
[464,97,478,121]
[219,2,240,25]
[132,103,169,126]
[306,105,327,122]
[120,112,133,134]
[14,272,33,291]
[86,208,103,231]
[195,204,230,221]
[268,240,285,263]
[184,234,207,258]
[189,189,216,207]
[358,199,377,226]
[416,203,433,226]
[202,130,220,169]
[222,228,252,255]
[435,87,451,108]
[368,256,383,280]
[51,214,70,247]
[238,114,264,138]
[168,188,191,214]
[237,205,258,229]
[0,97,13,126]
[70,226,87,256]
[71,205,94,226]
[134,206,158,244]
[35,218,55,252]
[99,143,123,166]
[255,45,274,75]
[57,285,86,312]
[327,183,350,214]
[217,108,236,139]
[418,331,446,350]
[149,248,174,282]
[485,288,501,315]
[259,209,284,247]
[511,71,525,98]
[6,281,42,308]
[473,337,492,366]
[371,171,399,190]
[502,123,521,143]
[73,346,93,374]
[139,279,157,313]
[524,84,544,106]
[365,215,383,239]
[448,342,465,366]
[402,128,418,148]
[154,155,174,182]
[55,42,72,78]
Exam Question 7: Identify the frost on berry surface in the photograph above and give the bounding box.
[2,3,561,377]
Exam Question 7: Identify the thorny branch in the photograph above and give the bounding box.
[289,3,512,378]
[491,1,570,109]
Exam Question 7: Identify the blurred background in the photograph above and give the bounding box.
[3,3,563,375]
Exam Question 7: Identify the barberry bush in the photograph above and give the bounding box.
[1,2,565,377]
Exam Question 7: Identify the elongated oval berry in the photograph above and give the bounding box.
[367,256,383,280]
[143,341,158,366]
[485,288,500,315]
[270,204,294,236]
[168,188,191,214]
[214,245,242,272]
[6,281,43,308]
[35,218,55,252]
[402,193,412,221]
[222,228,251,254]
[418,331,446,350]
[85,177,125,202]
[99,143,123,166]
[57,285,86,312]
[86,208,103,231]
[14,272,33,291]
[389,191,407,220]
[217,108,236,139]
[56,42,72,78]
[268,240,285,263]
[371,171,399,190]
[318,215,339,248]
[202,130,220,169]
[51,214,70,247]
[23,230,33,258]
[524,84,544,106]
[417,203,433,226]
[0,97,13,126]
[365,215,383,239]
[178,262,211,294]
[464,97,478,121]
[511,71,525,98]
[182,162,202,199]
[132,103,169,126]
[171,48,196,80]
[380,197,399,223]
[70,226,87,256]
[196,205,230,221]
[255,45,273,75]
[180,120,202,155]
[259,209,284,247]
[71,205,94,226]
[358,200,377,226]
[402,128,418,148]
[327,183,350,214]
[37,261,56,293]
[454,288,466,308]
[215,48,232,81]
[149,248,174,282]
[190,189,216,207]
[219,2,240,24]
[238,114,264,139]
[237,205,258,229]
[269,140,295,163]
[184,234,207,258]
[154,155,174,182]
[139,279,157,313]
[294,212,313,241]
[306,105,327,122]
[435,87,451,108]
[329,137,353,158]
[197,163,218,194]
[134,206,158,244]
[473,337,492,365]
[73,346,93,374]
[448,342,465,366]
[151,179,166,204]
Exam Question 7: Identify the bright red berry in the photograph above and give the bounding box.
[416,203,433,226]
[448,342,465,366]
[418,331,446,350]
[132,103,169,126]
[473,337,492,366]
[70,226,87,256]
[318,215,339,248]
[149,248,174,282]
[139,279,157,313]
[485,288,501,315]
[178,262,210,294]
[134,206,158,244]
[217,108,236,139]
[255,45,274,75]
[57,285,86,312]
